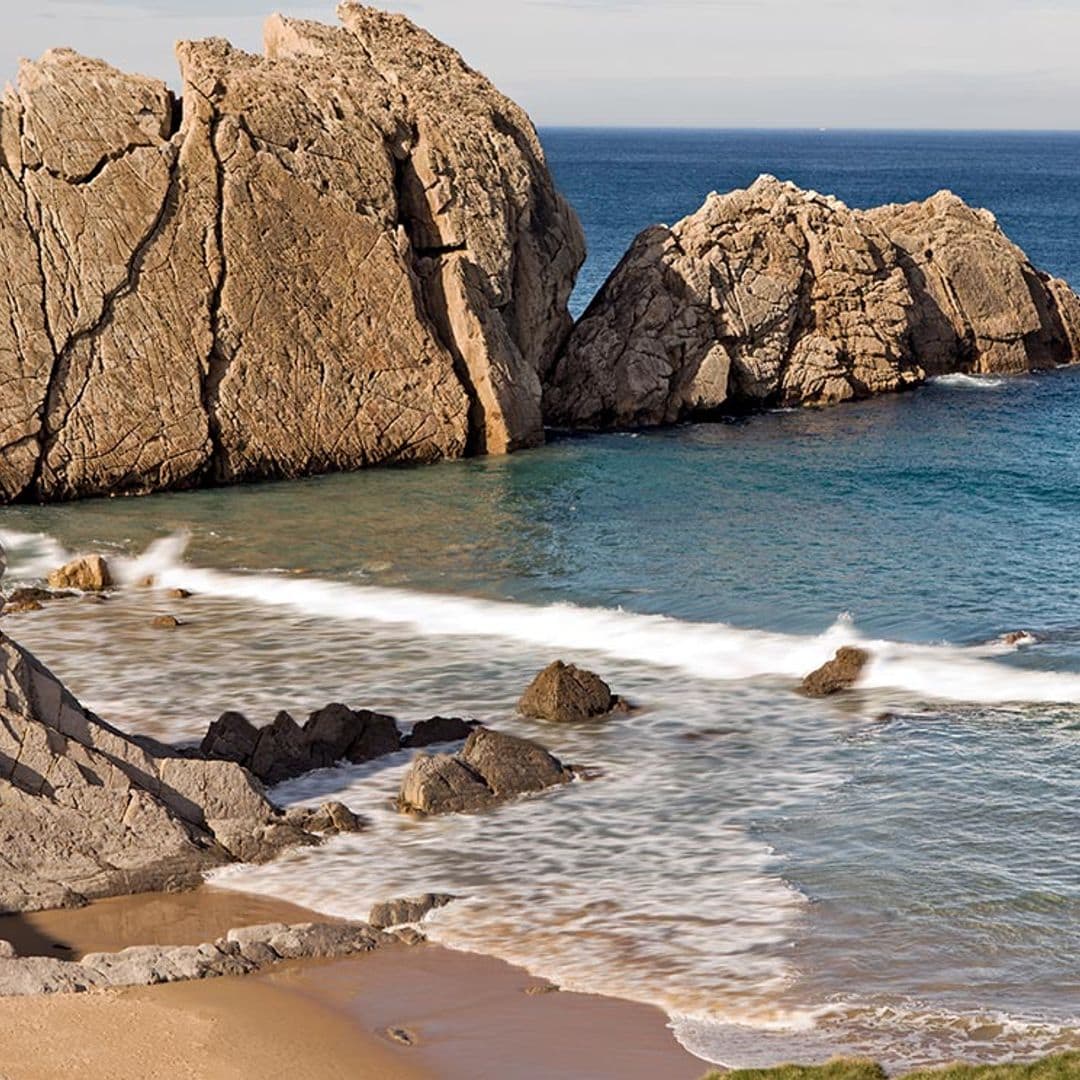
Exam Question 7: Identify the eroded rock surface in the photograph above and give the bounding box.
[398,727,574,815]
[518,661,616,722]
[0,3,584,503]
[546,176,1080,428]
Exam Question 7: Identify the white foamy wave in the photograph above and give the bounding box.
[674,998,1080,1071]
[9,529,1080,705]
[930,373,1008,389]
[0,528,71,580]
[125,535,1078,706]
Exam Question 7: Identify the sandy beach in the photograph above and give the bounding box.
[0,889,704,1080]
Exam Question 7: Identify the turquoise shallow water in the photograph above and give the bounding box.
[1,131,1079,1070]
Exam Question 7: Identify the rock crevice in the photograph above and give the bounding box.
[0,3,585,503]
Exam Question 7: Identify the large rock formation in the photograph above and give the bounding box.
[0,3,584,503]
[545,176,1080,428]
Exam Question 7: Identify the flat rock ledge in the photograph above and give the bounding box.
[0,920,398,997]
[399,727,575,815]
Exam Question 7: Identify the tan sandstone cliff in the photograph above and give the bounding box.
[0,3,585,503]
[544,175,1080,428]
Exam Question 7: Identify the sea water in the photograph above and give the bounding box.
[2,130,1079,1071]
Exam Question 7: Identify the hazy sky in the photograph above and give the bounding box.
[3,0,1078,129]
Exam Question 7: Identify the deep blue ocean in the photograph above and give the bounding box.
[2,131,1079,1071]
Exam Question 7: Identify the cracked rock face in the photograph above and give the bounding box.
[545,176,1080,428]
[0,2,584,503]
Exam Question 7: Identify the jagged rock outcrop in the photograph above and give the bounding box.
[0,3,584,503]
[0,572,350,911]
[545,176,1080,428]
[201,706,480,782]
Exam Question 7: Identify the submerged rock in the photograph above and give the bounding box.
[1,587,77,616]
[801,647,871,697]
[402,716,478,747]
[546,176,1080,429]
[0,4,583,504]
[46,556,112,592]
[398,727,574,815]
[518,661,617,722]
[368,893,457,929]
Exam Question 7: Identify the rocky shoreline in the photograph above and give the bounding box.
[1,4,1078,503]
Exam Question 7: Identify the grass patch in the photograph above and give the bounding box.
[701,1051,1080,1079]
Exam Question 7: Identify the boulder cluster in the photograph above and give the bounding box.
[201,706,477,784]
[1,6,1077,503]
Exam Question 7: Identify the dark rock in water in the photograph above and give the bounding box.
[304,704,401,766]
[402,716,478,748]
[518,661,616,722]
[201,711,260,765]
[168,588,193,599]
[801,647,870,697]
[464,727,572,797]
[285,801,365,836]
[151,614,182,629]
[248,712,311,785]
[1,586,77,617]
[399,755,493,816]
[368,893,457,929]
[398,727,574,815]
[202,704,403,784]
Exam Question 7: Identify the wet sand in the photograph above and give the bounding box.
[0,889,706,1080]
